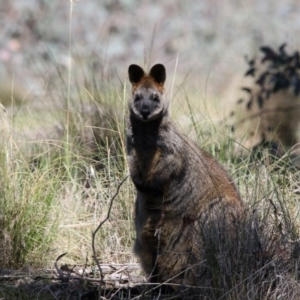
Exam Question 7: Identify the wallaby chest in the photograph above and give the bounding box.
[127,117,170,193]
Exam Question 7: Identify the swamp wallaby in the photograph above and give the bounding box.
[126,63,243,286]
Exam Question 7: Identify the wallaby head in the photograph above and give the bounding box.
[128,64,167,122]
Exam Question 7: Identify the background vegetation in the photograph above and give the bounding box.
[1,0,300,299]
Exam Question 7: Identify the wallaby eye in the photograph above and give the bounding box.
[134,94,142,102]
[153,94,160,102]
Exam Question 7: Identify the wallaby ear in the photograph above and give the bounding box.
[128,64,145,85]
[149,64,166,85]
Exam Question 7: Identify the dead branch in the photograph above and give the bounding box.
[92,175,129,283]
[54,252,68,283]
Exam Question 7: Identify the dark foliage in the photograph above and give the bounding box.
[241,44,300,109]
[231,44,300,165]
[244,44,300,109]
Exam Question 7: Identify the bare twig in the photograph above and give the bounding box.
[54,252,68,283]
[92,175,129,283]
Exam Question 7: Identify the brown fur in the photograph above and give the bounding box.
[126,64,243,286]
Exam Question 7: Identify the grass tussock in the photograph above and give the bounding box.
[0,149,59,268]
[191,199,298,299]
[0,108,59,268]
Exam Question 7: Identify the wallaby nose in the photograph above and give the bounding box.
[141,107,150,119]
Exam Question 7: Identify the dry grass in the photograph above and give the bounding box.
[1,1,300,299]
